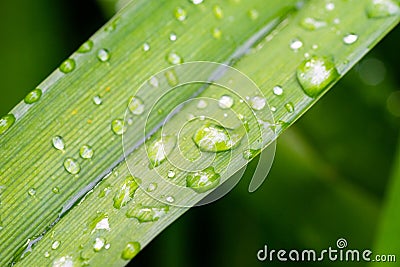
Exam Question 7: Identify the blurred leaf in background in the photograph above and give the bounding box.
[0,1,399,267]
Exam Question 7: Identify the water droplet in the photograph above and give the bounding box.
[97,49,111,62]
[166,196,175,203]
[93,237,105,252]
[51,240,60,250]
[174,7,187,21]
[105,244,111,250]
[44,251,50,258]
[273,86,284,96]
[111,119,127,135]
[24,88,42,104]
[297,56,339,98]
[366,0,399,18]
[186,166,220,193]
[64,158,81,175]
[300,17,327,31]
[52,187,60,194]
[167,170,176,178]
[213,5,224,19]
[149,76,159,88]
[169,33,177,41]
[126,204,169,222]
[121,242,141,260]
[243,149,260,160]
[113,176,139,209]
[52,136,65,151]
[52,256,73,267]
[285,102,295,113]
[167,52,183,65]
[343,33,358,45]
[147,136,176,167]
[270,106,277,112]
[59,59,76,74]
[128,96,145,115]
[89,213,110,234]
[143,43,150,52]
[147,183,157,192]
[28,188,36,196]
[193,124,244,152]
[78,40,94,53]
[290,38,303,51]
[326,2,335,11]
[190,0,203,4]
[165,70,179,86]
[197,100,208,109]
[248,9,259,20]
[0,114,16,135]
[79,145,94,159]
[250,96,266,110]
[212,27,222,39]
[93,95,102,105]
[218,95,234,109]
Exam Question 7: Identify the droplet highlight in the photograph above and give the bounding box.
[186,166,221,193]
[24,88,42,104]
[52,136,65,151]
[79,145,94,159]
[111,119,127,135]
[126,204,169,223]
[97,49,111,62]
[147,136,176,167]
[59,59,76,74]
[64,158,81,175]
[128,96,145,115]
[193,124,244,152]
[121,242,141,260]
[0,114,16,135]
[113,176,139,209]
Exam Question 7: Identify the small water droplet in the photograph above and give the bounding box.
[186,166,220,193]
[248,9,259,20]
[167,52,183,65]
[24,88,42,104]
[326,2,335,11]
[166,196,175,203]
[111,119,127,135]
[174,7,187,21]
[52,187,60,194]
[149,76,159,87]
[52,136,65,151]
[250,96,266,110]
[273,85,284,96]
[300,17,327,31]
[243,149,260,160]
[147,136,176,167]
[343,33,358,45]
[121,242,141,260]
[93,95,102,105]
[212,27,222,39]
[97,49,111,62]
[59,59,76,74]
[218,95,234,109]
[193,124,244,152]
[165,70,179,86]
[93,237,105,252]
[52,256,73,267]
[290,38,303,51]
[167,170,176,178]
[270,106,277,112]
[297,56,339,98]
[28,188,36,196]
[105,244,111,250]
[89,213,111,234]
[213,5,224,19]
[128,96,145,115]
[78,40,94,53]
[366,0,399,18]
[143,43,150,52]
[44,251,50,258]
[190,0,203,4]
[0,114,16,135]
[285,102,295,113]
[64,158,81,175]
[113,176,139,209]
[126,204,169,222]
[51,240,60,250]
[197,100,208,109]
[147,183,157,192]
[169,33,177,41]
[79,145,94,159]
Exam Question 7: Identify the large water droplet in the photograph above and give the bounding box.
[193,124,244,152]
[218,95,234,109]
[300,17,327,31]
[366,0,400,18]
[126,204,169,223]
[52,256,73,267]
[167,52,183,65]
[0,114,15,135]
[93,237,105,252]
[111,119,127,135]
[147,136,176,167]
[174,7,187,21]
[113,176,140,209]
[24,88,42,104]
[78,40,94,53]
[186,167,221,193]
[59,59,76,74]
[250,96,266,110]
[128,96,145,115]
[343,33,358,45]
[64,158,81,175]
[97,49,111,62]
[79,145,94,159]
[296,56,339,98]
[52,136,65,151]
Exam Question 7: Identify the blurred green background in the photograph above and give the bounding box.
[1,1,399,266]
